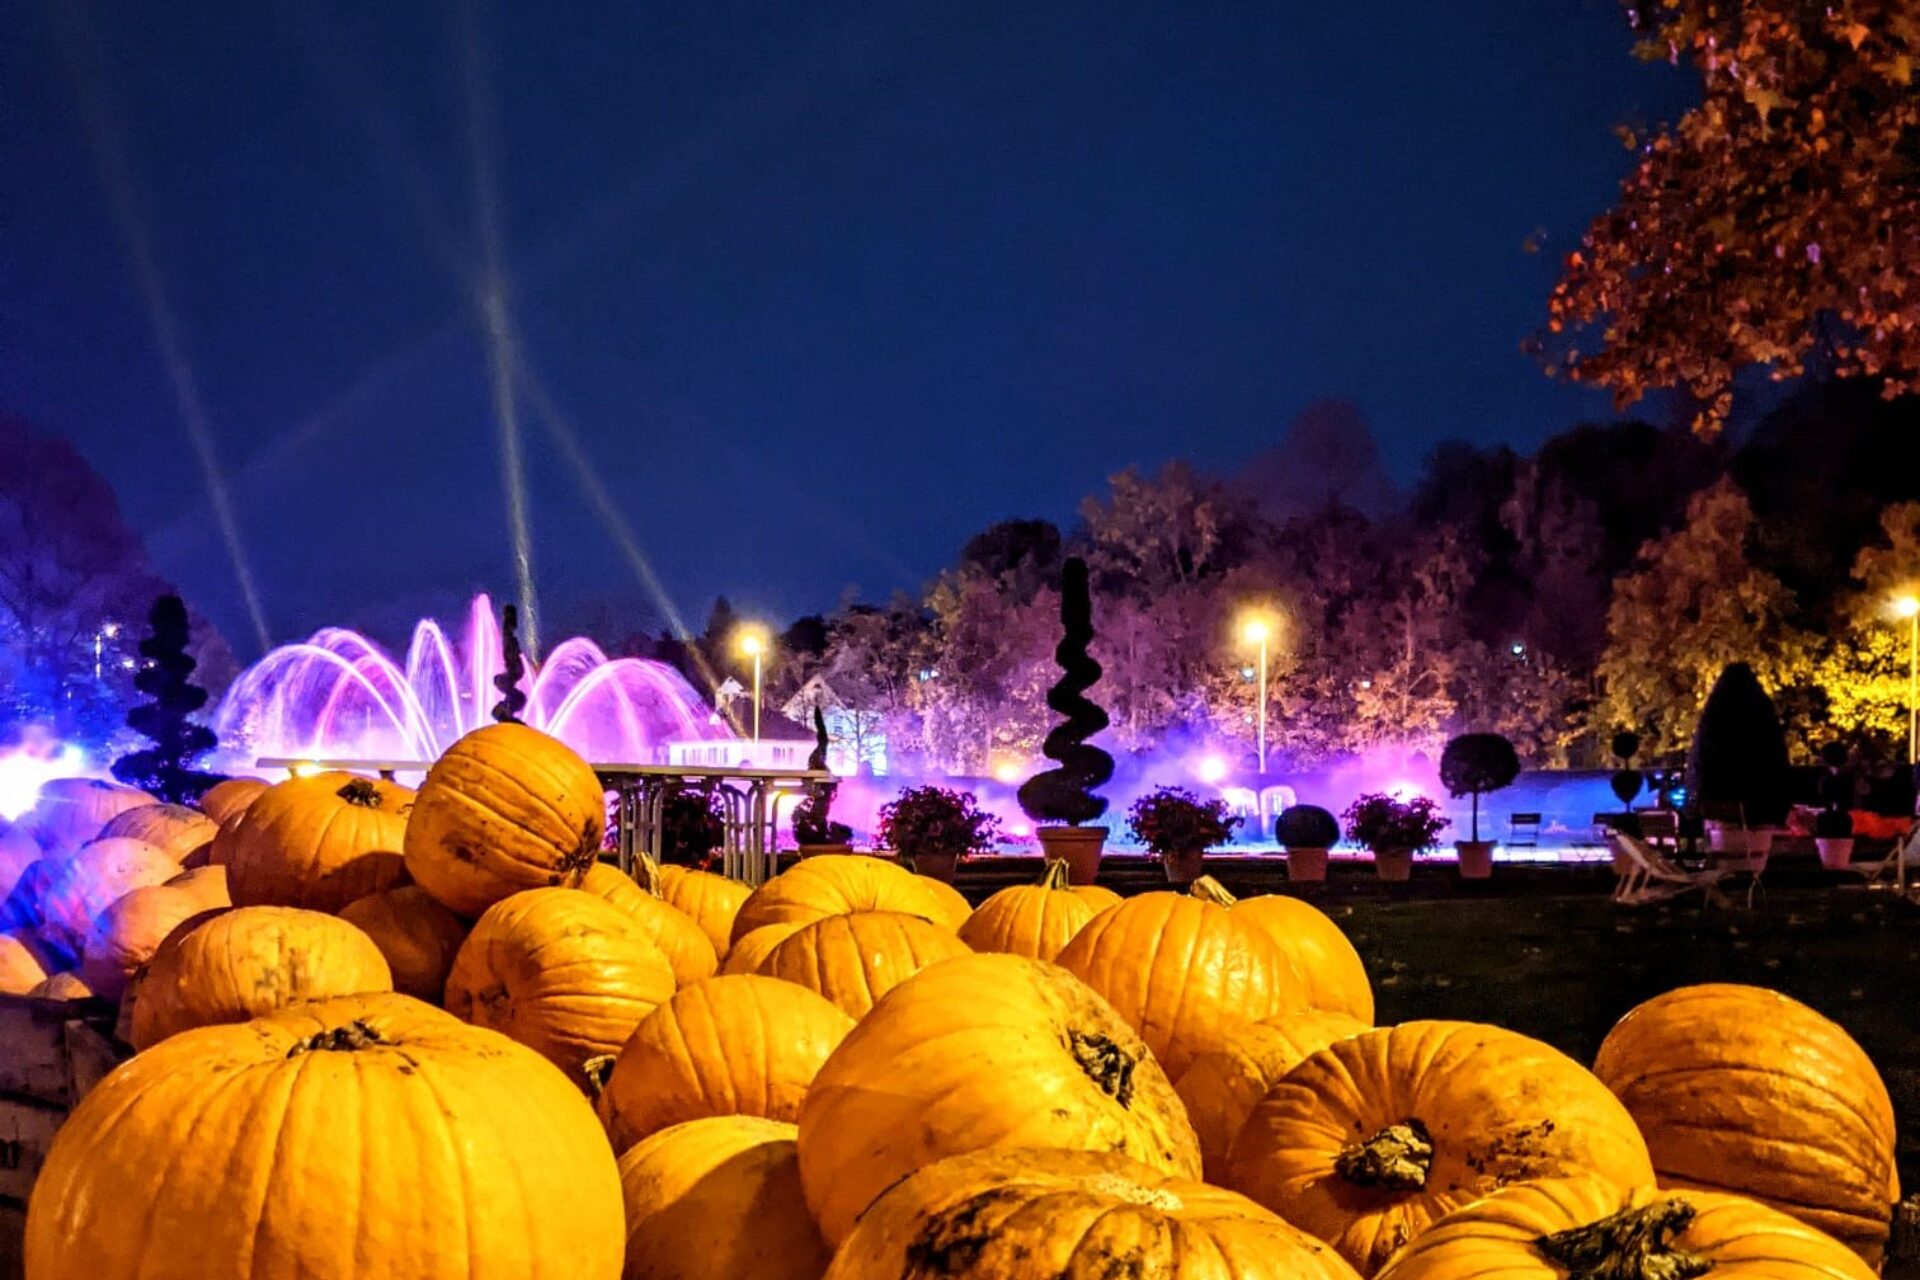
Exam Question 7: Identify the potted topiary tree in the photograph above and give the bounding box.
[1126,787,1240,885]
[1609,731,1644,811]
[1275,803,1339,882]
[1814,747,1855,870]
[877,785,1002,882]
[1687,662,1790,863]
[1017,557,1115,885]
[1342,793,1448,883]
[792,707,853,856]
[1438,732,1521,879]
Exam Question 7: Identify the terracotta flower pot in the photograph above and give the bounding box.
[1284,846,1328,882]
[910,850,961,883]
[1158,848,1207,886]
[798,842,853,859]
[1035,826,1105,886]
[1372,846,1415,882]
[1454,839,1495,880]
[1815,837,1855,870]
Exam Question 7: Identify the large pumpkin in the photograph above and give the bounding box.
[26,992,625,1280]
[196,776,268,826]
[1190,877,1374,1023]
[722,921,805,974]
[619,1116,831,1280]
[1226,1020,1656,1277]
[823,1147,1361,1280]
[599,974,855,1152]
[37,838,179,957]
[1176,1009,1369,1179]
[23,778,153,854]
[579,862,718,987]
[29,972,93,1000]
[443,887,675,1088]
[1373,1176,1875,1280]
[757,909,972,1019]
[1070,881,1123,912]
[162,864,230,908]
[1592,983,1898,1266]
[730,854,969,943]
[798,952,1201,1244]
[0,933,48,995]
[404,723,607,917]
[93,803,218,863]
[79,883,213,1000]
[226,773,412,912]
[657,864,751,959]
[130,905,394,1049]
[338,885,470,1002]
[1,822,46,899]
[1055,890,1301,1077]
[957,858,1097,961]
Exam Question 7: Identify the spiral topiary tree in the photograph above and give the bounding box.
[1608,730,1644,809]
[111,595,224,804]
[792,706,851,846]
[491,604,528,725]
[1018,557,1114,826]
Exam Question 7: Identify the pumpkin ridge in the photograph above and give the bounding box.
[1611,1062,1892,1150]
[1642,1114,1892,1197]
[1534,1197,1711,1280]
[456,750,595,848]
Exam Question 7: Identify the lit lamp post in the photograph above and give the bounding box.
[735,626,769,743]
[1896,594,1920,767]
[1238,612,1275,776]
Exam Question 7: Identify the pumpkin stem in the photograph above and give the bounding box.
[1067,1030,1136,1108]
[582,1054,616,1098]
[1039,858,1073,891]
[1335,1120,1433,1190]
[288,1019,389,1057]
[1535,1197,1711,1280]
[1187,875,1236,907]
[633,852,664,897]
[336,778,383,809]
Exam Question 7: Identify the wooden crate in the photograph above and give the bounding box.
[0,994,127,1280]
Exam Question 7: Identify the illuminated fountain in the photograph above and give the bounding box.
[213,594,731,766]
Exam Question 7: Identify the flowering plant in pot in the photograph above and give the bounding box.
[1126,787,1240,885]
[1438,732,1520,880]
[877,785,1002,882]
[1275,804,1339,882]
[1341,793,1448,883]
[659,783,726,870]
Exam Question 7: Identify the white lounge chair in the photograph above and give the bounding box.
[1608,832,1731,907]
[1852,824,1920,892]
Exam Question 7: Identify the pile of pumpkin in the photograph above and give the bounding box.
[6,723,1901,1280]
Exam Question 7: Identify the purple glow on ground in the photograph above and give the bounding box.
[212,593,732,765]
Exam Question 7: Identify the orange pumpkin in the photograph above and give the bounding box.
[1592,983,1899,1266]
[1071,882,1123,912]
[0,932,49,995]
[443,887,675,1088]
[1190,877,1374,1023]
[1175,1009,1369,1179]
[657,864,752,959]
[93,804,217,862]
[338,885,469,1002]
[957,858,1097,961]
[730,854,969,943]
[599,974,855,1152]
[28,972,93,1000]
[619,1116,831,1280]
[225,773,412,913]
[195,776,269,826]
[722,921,805,975]
[823,1147,1361,1280]
[798,952,1201,1244]
[579,862,718,987]
[404,723,607,917]
[130,905,393,1049]
[162,864,229,908]
[757,909,972,1019]
[23,778,153,854]
[36,838,179,957]
[1,820,45,900]
[26,992,626,1280]
[1054,890,1301,1077]
[79,883,214,1000]
[1373,1176,1876,1280]
[1226,1020,1656,1276]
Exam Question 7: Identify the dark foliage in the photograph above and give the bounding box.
[1125,787,1240,856]
[1342,793,1449,854]
[658,784,726,868]
[878,785,1001,862]
[1018,558,1114,825]
[1815,807,1855,839]
[1687,662,1792,828]
[491,603,528,724]
[111,595,223,803]
[1609,769,1644,808]
[1439,732,1521,842]
[1275,803,1340,850]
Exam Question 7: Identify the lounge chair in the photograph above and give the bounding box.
[1608,832,1731,907]
[1852,824,1920,893]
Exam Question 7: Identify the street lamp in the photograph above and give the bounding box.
[1238,611,1276,775]
[1895,593,1920,767]
[734,626,769,743]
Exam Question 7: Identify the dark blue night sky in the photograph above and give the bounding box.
[3,1,1691,656]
